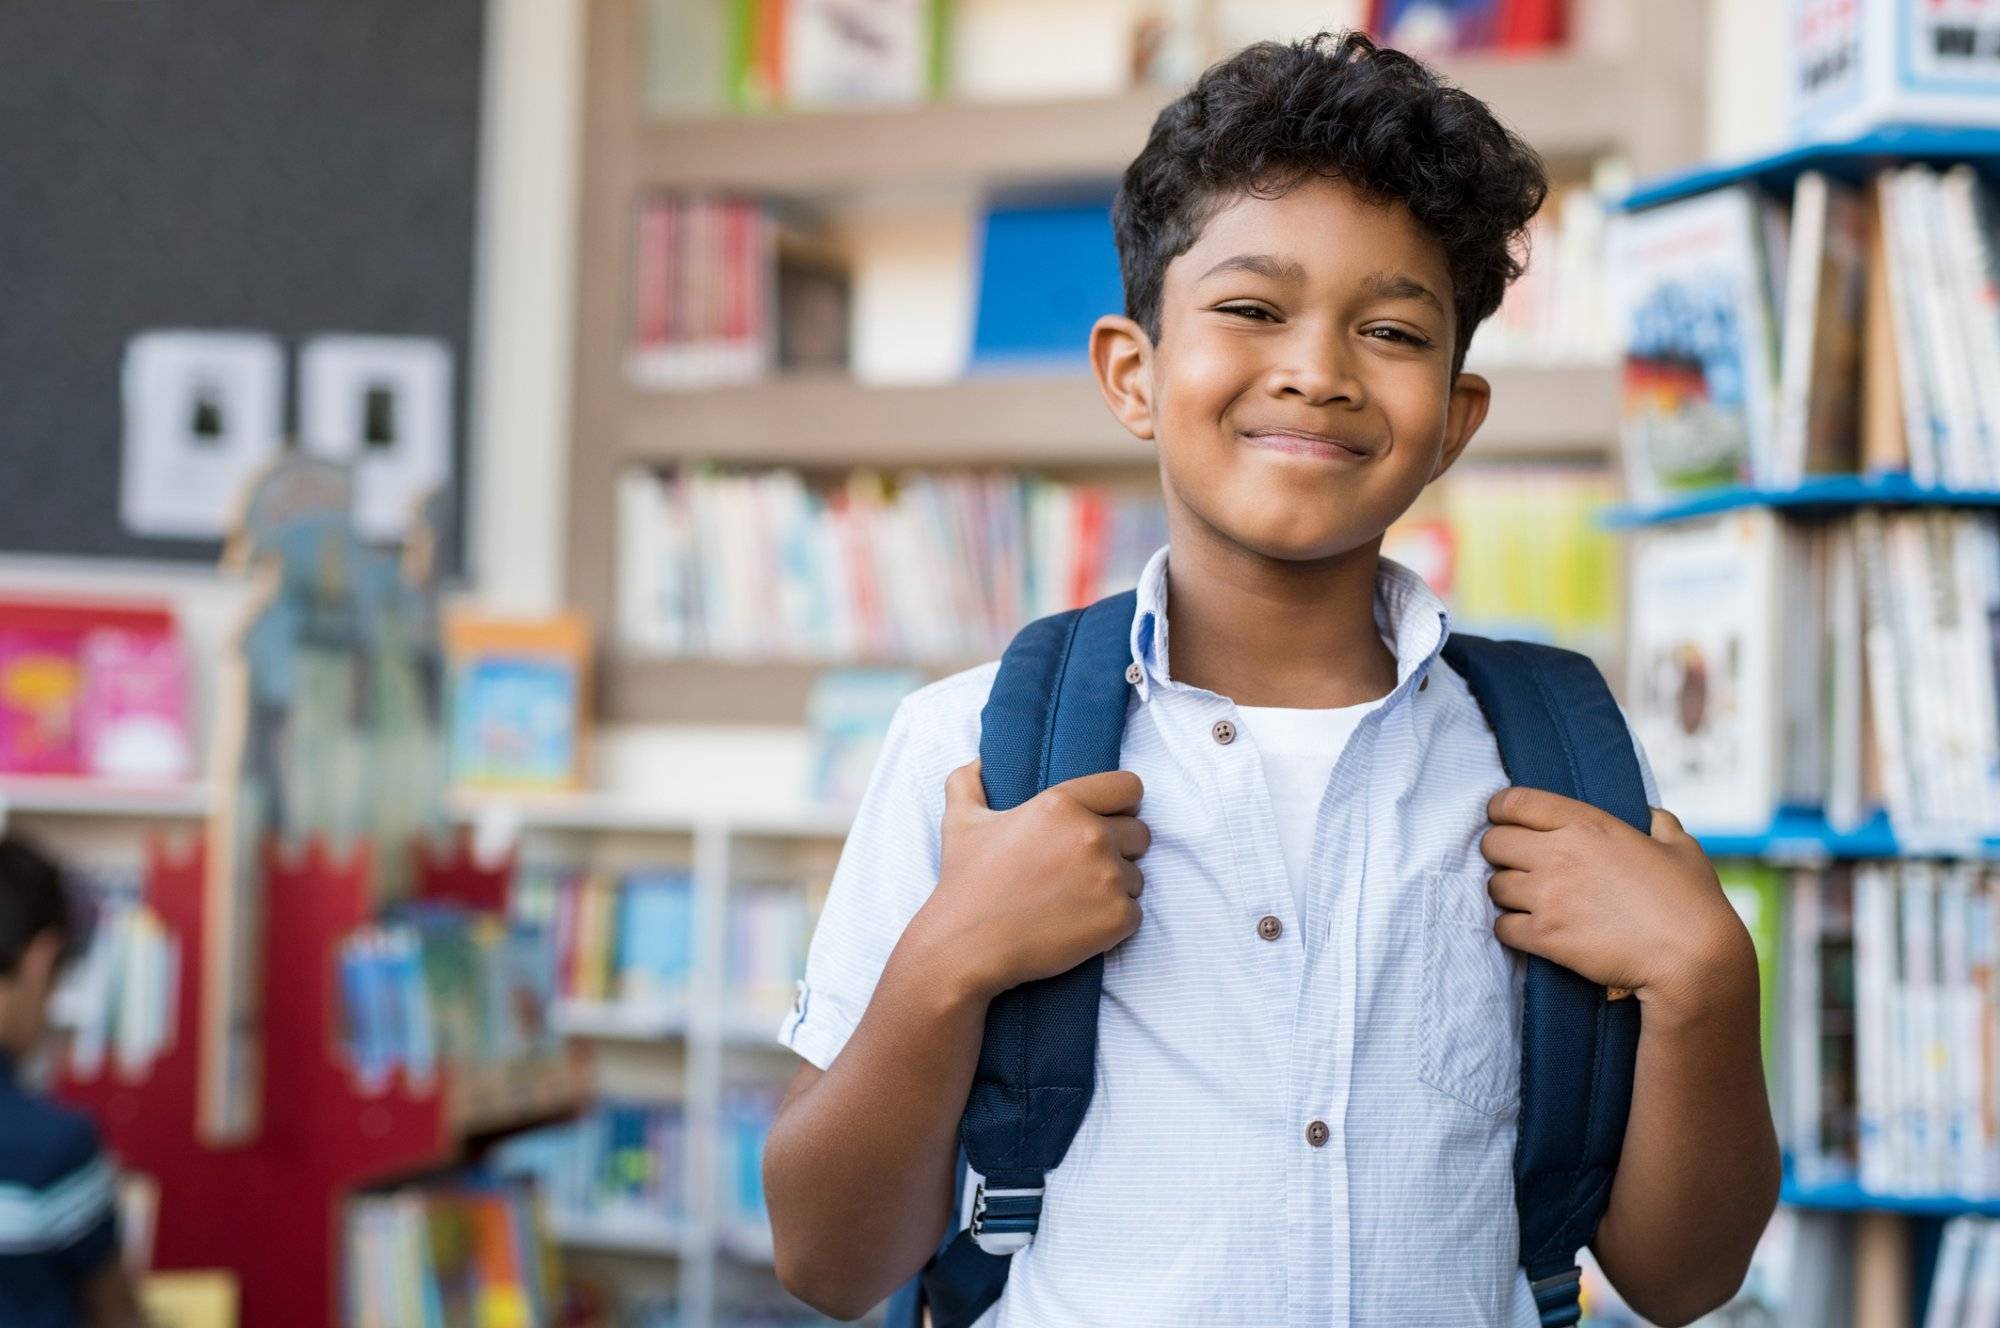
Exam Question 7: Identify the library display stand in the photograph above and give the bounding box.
[1614,125,2000,1326]
[54,829,581,1327]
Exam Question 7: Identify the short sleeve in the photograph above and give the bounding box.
[777,666,991,1070]
[0,1112,120,1279]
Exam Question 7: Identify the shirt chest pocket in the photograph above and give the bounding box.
[1418,870,1522,1119]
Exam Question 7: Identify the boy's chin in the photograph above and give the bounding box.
[1206,516,1390,566]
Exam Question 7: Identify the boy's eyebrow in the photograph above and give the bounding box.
[1359,271,1445,314]
[1197,253,1308,285]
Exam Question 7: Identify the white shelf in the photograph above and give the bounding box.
[552,997,691,1041]
[451,791,855,841]
[0,776,210,820]
[550,1210,695,1257]
[718,1219,776,1265]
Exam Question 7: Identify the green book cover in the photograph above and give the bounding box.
[1718,861,1785,1077]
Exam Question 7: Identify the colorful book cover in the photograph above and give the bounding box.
[616,872,694,1003]
[77,627,193,781]
[445,612,590,792]
[1626,510,1785,833]
[1607,186,1781,502]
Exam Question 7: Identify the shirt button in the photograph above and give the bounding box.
[1419,673,1430,692]
[1211,719,1235,745]
[1306,1120,1330,1148]
[1256,915,1282,942]
[1125,662,1143,685]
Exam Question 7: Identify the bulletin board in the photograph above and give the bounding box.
[0,0,485,564]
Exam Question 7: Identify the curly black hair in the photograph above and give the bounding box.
[1112,31,1549,375]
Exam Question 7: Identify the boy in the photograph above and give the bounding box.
[765,32,1778,1327]
[0,838,147,1328]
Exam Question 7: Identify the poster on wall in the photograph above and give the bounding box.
[119,330,285,539]
[298,335,453,541]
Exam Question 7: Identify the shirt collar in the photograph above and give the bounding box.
[1127,544,1451,702]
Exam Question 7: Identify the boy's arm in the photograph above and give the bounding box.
[1481,787,1780,1327]
[1588,924,1777,1325]
[79,1260,148,1328]
[765,759,1149,1320]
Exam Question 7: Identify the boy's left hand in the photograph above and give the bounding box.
[1479,786,1753,1014]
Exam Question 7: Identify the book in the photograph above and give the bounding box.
[444,612,591,794]
[1774,171,1867,482]
[1625,510,1785,833]
[1607,186,1781,501]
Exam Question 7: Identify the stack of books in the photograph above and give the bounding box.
[619,466,1168,663]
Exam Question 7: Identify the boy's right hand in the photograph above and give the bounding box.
[911,759,1150,1002]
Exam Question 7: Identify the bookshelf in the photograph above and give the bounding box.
[1613,126,2000,1321]
[566,0,1709,725]
[492,799,848,1326]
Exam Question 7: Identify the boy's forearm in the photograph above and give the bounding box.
[1589,929,1780,1326]
[764,911,994,1320]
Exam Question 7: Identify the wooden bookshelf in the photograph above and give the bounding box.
[633,47,1649,198]
[568,0,1707,724]
[613,363,1619,468]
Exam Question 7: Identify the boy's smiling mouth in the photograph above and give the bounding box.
[1238,425,1378,462]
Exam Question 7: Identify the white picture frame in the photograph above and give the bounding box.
[297,334,453,540]
[119,330,285,539]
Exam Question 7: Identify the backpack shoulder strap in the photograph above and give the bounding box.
[1440,634,1649,1328]
[892,589,1139,1328]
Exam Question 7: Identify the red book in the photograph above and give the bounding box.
[636,202,669,347]
[1498,0,1565,51]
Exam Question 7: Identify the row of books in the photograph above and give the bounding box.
[51,870,177,1083]
[1610,165,2000,500]
[337,908,560,1091]
[642,0,1568,120]
[1776,862,2000,1202]
[1382,464,1621,660]
[1467,180,1617,370]
[618,466,1168,663]
[1926,1216,2000,1328]
[1628,507,2000,843]
[514,866,694,1008]
[343,1178,557,1328]
[647,0,946,118]
[627,197,849,390]
[727,886,812,1018]
[496,1102,689,1224]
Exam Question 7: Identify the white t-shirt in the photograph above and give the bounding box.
[1232,699,1383,922]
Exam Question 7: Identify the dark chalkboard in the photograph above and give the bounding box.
[0,0,484,563]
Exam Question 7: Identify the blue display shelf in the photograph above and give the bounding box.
[1783,1175,2000,1219]
[1623,124,2000,213]
[1695,809,1904,862]
[1604,474,2000,529]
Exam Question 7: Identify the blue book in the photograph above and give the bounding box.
[616,872,694,1001]
[969,198,1122,370]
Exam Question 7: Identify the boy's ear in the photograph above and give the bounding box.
[1090,314,1157,442]
[1432,371,1491,481]
[18,931,64,991]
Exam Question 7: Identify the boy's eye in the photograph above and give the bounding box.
[1218,304,1278,322]
[1365,326,1431,347]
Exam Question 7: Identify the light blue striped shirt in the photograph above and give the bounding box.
[780,546,1657,1326]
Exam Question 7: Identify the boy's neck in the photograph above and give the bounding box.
[1162,527,1399,709]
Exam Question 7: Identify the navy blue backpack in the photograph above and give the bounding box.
[885,588,1650,1328]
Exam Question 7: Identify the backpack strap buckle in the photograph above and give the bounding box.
[1528,1266,1583,1327]
[968,1182,1043,1255]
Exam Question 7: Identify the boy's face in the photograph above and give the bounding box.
[1093,176,1488,563]
[0,931,65,1058]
